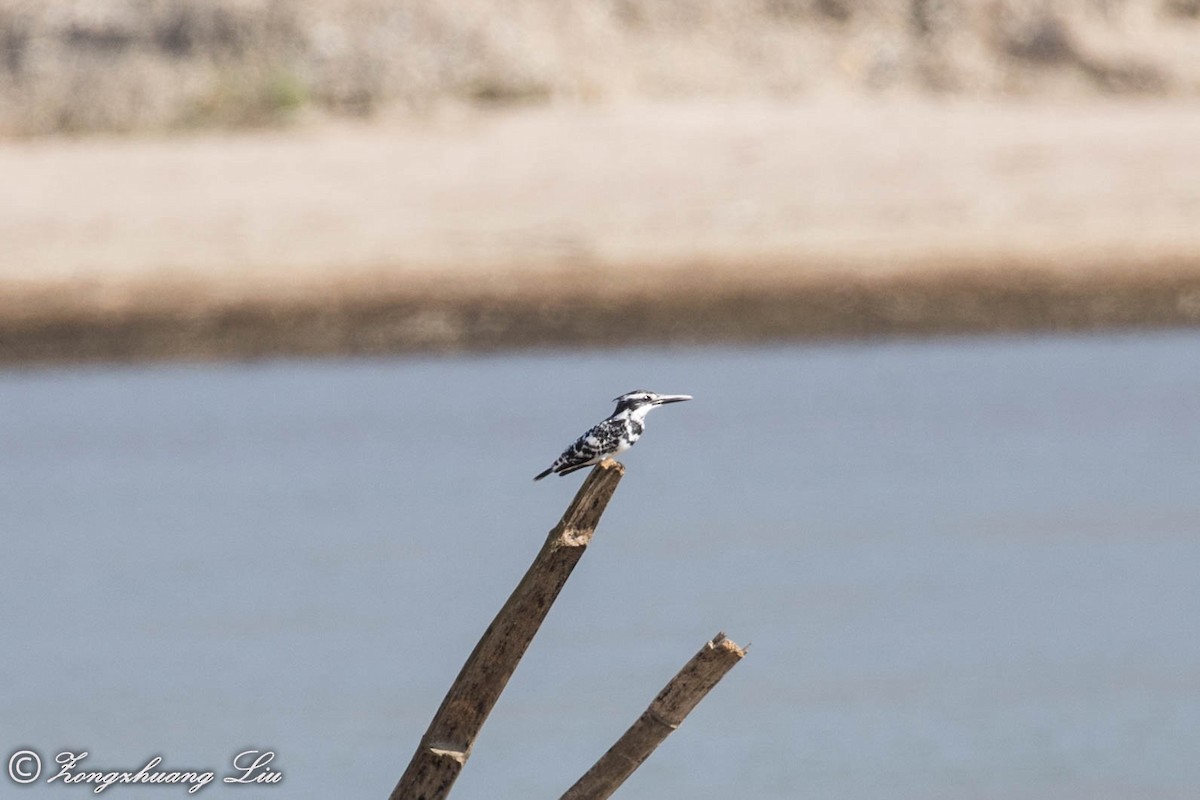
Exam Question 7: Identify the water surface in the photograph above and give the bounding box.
[2,332,1198,798]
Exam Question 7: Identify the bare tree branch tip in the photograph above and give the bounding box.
[711,634,747,659]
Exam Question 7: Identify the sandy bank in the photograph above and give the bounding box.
[3,99,1200,363]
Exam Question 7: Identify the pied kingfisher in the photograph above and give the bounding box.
[534,390,693,480]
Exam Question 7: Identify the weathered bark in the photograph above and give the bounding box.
[389,460,625,800]
[560,632,747,800]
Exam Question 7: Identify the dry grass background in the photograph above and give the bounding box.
[2,0,1200,135]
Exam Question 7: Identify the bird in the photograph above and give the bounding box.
[534,389,693,480]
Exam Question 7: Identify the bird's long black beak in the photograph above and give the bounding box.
[653,394,693,405]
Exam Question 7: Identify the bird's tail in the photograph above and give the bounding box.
[533,466,554,481]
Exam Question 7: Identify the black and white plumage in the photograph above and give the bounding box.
[534,390,692,481]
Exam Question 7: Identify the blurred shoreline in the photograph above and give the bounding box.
[4,98,1200,364]
[4,257,1200,366]
[6,1,1200,364]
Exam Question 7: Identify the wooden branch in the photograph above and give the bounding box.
[560,632,747,800]
[389,459,625,800]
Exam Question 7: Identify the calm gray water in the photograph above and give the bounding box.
[2,332,1198,799]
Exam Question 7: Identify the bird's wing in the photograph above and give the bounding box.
[552,423,610,471]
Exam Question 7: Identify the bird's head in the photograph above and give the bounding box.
[612,389,693,416]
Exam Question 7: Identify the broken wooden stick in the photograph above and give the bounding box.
[560,632,747,800]
[389,459,625,800]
